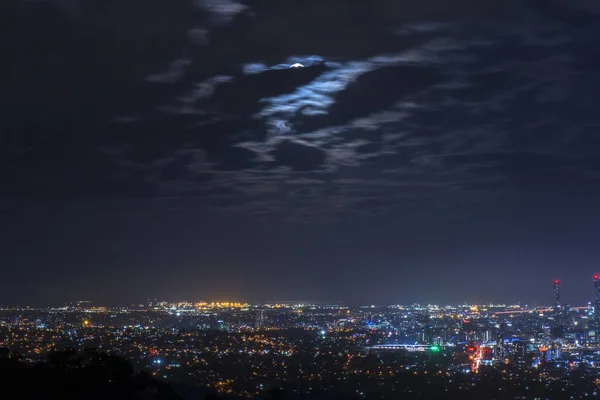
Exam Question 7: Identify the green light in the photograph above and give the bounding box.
[430,346,440,352]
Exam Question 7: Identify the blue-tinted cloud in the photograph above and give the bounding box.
[4,0,600,222]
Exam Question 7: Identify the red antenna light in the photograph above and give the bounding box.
[554,280,559,284]
[595,275,599,280]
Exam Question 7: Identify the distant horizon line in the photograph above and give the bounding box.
[0,300,594,308]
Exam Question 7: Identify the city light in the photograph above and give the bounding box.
[1,280,600,399]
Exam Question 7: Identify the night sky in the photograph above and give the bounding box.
[3,0,600,306]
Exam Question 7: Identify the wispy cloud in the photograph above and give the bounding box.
[146,58,191,83]
[5,0,600,221]
[193,0,247,24]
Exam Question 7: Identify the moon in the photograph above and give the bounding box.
[289,63,304,69]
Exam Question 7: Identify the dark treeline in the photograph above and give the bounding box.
[0,348,180,400]
[2,347,600,400]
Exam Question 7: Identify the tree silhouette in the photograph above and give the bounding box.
[0,349,183,400]
[47,348,82,369]
[267,388,286,400]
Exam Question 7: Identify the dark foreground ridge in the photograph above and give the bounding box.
[3,347,600,400]
[0,348,180,400]
[0,348,354,400]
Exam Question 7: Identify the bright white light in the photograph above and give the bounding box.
[289,63,304,68]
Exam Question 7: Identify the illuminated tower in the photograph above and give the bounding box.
[553,280,560,309]
[595,275,600,317]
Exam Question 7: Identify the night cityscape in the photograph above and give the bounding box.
[5,0,600,399]
[4,277,600,399]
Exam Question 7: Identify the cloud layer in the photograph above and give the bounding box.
[3,0,600,221]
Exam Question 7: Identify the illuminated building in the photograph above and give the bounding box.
[495,333,504,360]
[255,309,265,329]
[595,275,600,321]
[553,280,560,309]
[461,319,475,342]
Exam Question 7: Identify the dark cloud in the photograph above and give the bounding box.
[3,0,600,221]
[325,65,443,126]
[210,64,329,115]
[272,140,326,172]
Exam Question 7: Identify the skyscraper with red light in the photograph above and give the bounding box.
[553,280,560,309]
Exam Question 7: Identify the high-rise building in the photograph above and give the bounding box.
[553,280,560,309]
[495,333,504,360]
[594,275,600,318]
[255,309,265,329]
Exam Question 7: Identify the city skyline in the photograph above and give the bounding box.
[5,274,600,308]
